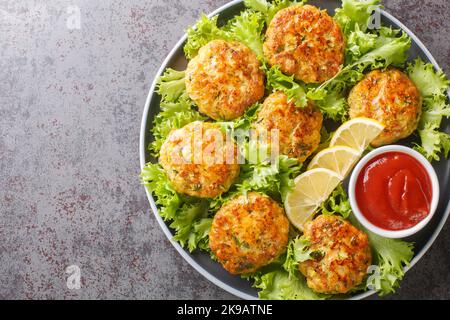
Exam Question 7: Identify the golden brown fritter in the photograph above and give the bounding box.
[159,121,240,198]
[253,92,323,163]
[348,68,422,146]
[185,40,265,120]
[263,5,345,83]
[209,192,290,274]
[299,215,371,294]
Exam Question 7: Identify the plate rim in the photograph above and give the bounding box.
[139,0,450,300]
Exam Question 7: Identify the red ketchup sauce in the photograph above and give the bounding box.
[355,152,432,230]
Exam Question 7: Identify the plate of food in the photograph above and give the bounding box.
[140,0,450,299]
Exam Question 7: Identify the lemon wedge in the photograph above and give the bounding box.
[307,146,361,179]
[284,168,341,230]
[330,117,384,153]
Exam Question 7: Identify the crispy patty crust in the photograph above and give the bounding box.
[159,121,240,198]
[253,92,323,163]
[263,5,345,83]
[299,215,372,294]
[185,40,265,120]
[209,192,290,274]
[348,68,422,146]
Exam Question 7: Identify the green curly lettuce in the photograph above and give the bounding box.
[224,10,265,58]
[345,24,378,64]
[184,15,229,59]
[233,102,262,131]
[244,0,303,25]
[364,229,414,295]
[238,155,301,201]
[253,269,325,300]
[265,65,308,107]
[315,91,348,122]
[149,68,206,155]
[407,59,450,161]
[184,10,265,59]
[408,59,450,97]
[282,236,323,278]
[156,68,186,101]
[334,0,381,35]
[320,184,352,218]
[140,164,212,252]
[170,200,211,251]
[415,126,450,161]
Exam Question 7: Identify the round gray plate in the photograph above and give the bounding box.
[139,0,450,300]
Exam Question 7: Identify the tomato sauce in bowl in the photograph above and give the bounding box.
[355,152,432,230]
[349,145,440,238]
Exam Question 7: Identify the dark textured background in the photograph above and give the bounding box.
[0,0,448,299]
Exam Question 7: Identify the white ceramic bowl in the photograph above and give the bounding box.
[348,145,440,238]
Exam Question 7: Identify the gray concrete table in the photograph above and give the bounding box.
[0,0,448,299]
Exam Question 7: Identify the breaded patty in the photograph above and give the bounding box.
[209,192,290,274]
[299,215,371,294]
[185,40,265,120]
[348,68,422,146]
[263,5,345,83]
[159,121,240,198]
[253,92,323,163]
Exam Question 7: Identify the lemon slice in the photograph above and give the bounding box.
[307,146,361,179]
[285,168,341,230]
[330,117,384,153]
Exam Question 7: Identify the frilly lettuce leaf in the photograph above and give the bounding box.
[141,164,180,220]
[140,164,212,252]
[233,102,262,131]
[237,155,301,201]
[407,58,450,97]
[224,10,265,58]
[253,269,325,300]
[171,200,210,251]
[315,90,348,122]
[150,93,206,154]
[358,27,411,67]
[282,236,323,278]
[265,65,308,107]
[364,228,414,295]
[150,68,206,155]
[244,0,303,25]
[184,10,265,59]
[419,95,450,127]
[407,59,450,161]
[415,124,450,161]
[320,184,352,218]
[334,0,381,34]
[345,24,378,63]
[156,68,186,101]
[184,15,229,59]
[188,218,213,252]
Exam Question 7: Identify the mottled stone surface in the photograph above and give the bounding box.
[0,0,448,300]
